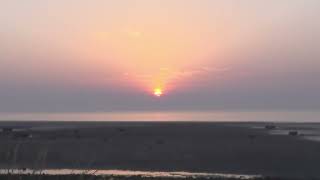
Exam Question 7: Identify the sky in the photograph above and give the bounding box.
[0,0,320,113]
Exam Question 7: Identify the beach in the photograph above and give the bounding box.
[0,121,320,179]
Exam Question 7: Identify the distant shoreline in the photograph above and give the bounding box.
[1,111,319,122]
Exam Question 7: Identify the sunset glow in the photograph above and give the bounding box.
[154,88,163,97]
[1,1,319,112]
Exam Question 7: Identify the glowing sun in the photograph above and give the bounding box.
[153,88,163,97]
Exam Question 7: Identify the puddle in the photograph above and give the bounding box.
[0,169,261,179]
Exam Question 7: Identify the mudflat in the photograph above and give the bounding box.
[0,121,319,178]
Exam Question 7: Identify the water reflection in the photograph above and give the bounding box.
[0,111,319,122]
[0,169,261,179]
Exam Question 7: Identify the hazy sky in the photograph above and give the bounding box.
[0,0,320,112]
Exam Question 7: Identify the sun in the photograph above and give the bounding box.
[153,88,163,97]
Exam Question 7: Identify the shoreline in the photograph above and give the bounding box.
[0,169,261,179]
[0,174,300,180]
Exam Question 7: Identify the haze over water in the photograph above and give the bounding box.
[0,111,319,122]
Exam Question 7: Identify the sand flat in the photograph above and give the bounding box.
[0,121,320,178]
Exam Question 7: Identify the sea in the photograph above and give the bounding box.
[0,110,319,122]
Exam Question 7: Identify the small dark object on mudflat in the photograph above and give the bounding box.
[155,139,165,145]
[1,127,13,133]
[248,134,257,140]
[265,125,276,130]
[117,128,126,132]
[13,132,33,139]
[288,131,298,136]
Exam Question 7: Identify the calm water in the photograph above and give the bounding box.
[0,111,319,122]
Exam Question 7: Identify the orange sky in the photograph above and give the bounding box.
[0,0,320,112]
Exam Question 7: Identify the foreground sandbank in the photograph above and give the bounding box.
[0,121,320,179]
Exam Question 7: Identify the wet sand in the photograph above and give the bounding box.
[0,121,320,179]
